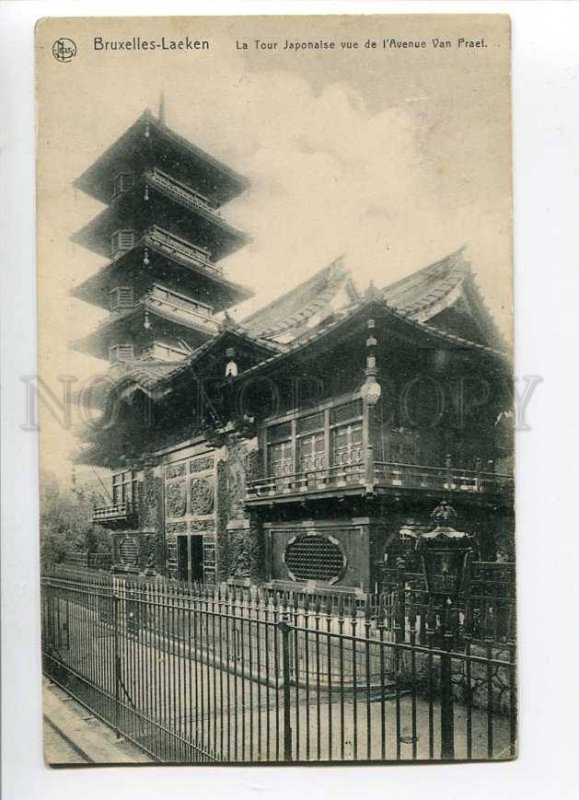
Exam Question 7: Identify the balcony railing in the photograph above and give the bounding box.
[145,285,219,334]
[148,226,222,274]
[247,462,366,501]
[246,458,513,503]
[92,502,137,526]
[147,168,222,218]
[373,462,513,494]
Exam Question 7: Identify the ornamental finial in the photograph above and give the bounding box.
[430,501,457,526]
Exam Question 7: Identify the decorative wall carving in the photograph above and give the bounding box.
[140,471,163,531]
[228,532,251,578]
[191,519,214,534]
[140,534,158,571]
[166,462,186,480]
[189,477,215,515]
[166,521,187,543]
[228,525,264,580]
[227,458,246,520]
[189,455,214,473]
[166,480,187,517]
[226,438,258,521]
[166,521,187,535]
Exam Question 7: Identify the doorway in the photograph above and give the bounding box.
[177,535,204,582]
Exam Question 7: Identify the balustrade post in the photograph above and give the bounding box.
[278,614,293,762]
[363,401,375,494]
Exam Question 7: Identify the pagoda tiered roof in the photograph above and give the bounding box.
[72,169,249,261]
[74,110,248,207]
[70,287,220,360]
[72,226,253,313]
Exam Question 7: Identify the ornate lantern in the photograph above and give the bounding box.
[360,318,382,407]
[418,501,474,606]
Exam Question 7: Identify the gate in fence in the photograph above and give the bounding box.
[41,569,517,763]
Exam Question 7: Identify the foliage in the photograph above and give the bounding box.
[39,471,110,570]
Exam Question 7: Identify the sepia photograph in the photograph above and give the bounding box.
[35,13,515,765]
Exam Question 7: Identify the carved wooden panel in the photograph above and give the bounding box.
[166,480,187,518]
[166,462,186,480]
[189,455,214,473]
[189,477,215,516]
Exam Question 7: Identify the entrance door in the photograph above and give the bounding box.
[177,535,204,583]
[177,536,189,581]
[190,535,204,582]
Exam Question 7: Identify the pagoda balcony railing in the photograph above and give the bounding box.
[146,168,222,218]
[148,226,222,274]
[245,458,513,503]
[141,342,190,362]
[89,285,218,336]
[145,285,219,333]
[93,501,137,526]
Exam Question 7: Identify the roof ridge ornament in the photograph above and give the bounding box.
[365,279,378,300]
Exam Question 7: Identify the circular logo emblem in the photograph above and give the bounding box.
[52,38,77,63]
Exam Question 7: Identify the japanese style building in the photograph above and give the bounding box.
[73,109,514,591]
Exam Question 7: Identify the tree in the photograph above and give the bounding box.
[39,471,110,570]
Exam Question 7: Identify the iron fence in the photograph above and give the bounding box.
[42,569,517,763]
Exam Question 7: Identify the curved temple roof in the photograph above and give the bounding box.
[242,257,360,344]
[380,248,506,351]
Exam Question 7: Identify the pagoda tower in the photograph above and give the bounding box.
[71,108,252,365]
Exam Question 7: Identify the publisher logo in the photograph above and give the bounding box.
[52,38,77,63]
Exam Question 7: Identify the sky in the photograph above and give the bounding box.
[35,15,511,480]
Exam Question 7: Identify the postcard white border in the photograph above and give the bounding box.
[1,2,577,799]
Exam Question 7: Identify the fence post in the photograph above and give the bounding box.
[439,601,455,760]
[113,585,121,740]
[395,559,406,645]
[278,615,293,762]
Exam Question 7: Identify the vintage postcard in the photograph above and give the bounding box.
[36,14,515,765]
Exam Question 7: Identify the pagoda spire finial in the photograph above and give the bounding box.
[158,91,166,124]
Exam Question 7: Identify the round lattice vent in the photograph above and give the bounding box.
[119,536,138,567]
[284,533,346,585]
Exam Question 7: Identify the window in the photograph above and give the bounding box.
[109,343,135,363]
[112,172,134,198]
[268,440,293,477]
[331,421,363,466]
[109,286,134,311]
[297,432,325,473]
[111,229,136,257]
[284,533,345,584]
[264,400,366,480]
[267,421,293,477]
[331,398,363,425]
[112,471,138,507]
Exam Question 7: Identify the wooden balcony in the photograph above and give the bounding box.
[92,502,138,528]
[148,226,222,275]
[245,457,513,506]
[145,284,219,335]
[147,168,222,218]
